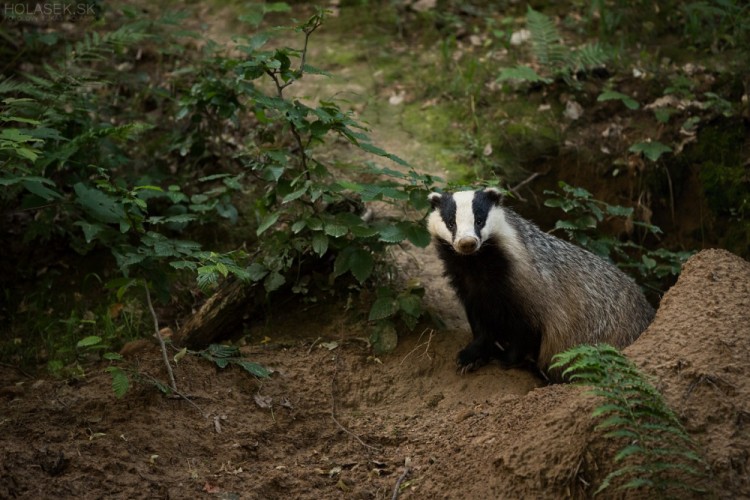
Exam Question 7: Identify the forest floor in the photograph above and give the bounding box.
[3,3,750,499]
[2,248,750,499]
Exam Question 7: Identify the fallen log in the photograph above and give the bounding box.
[174,278,258,348]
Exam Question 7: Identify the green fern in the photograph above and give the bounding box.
[105,366,130,398]
[527,6,567,68]
[500,8,610,87]
[551,344,710,496]
[66,23,151,62]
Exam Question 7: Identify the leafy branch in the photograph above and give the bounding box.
[544,181,691,285]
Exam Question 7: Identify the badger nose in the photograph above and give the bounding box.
[455,237,479,254]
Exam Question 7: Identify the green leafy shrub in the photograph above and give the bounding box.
[544,181,691,288]
[1,6,436,377]
[551,344,710,495]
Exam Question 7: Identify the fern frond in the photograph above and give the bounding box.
[0,78,39,95]
[526,7,567,68]
[572,42,610,71]
[65,22,151,62]
[555,344,710,495]
[196,267,220,292]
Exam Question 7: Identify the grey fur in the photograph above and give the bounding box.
[428,189,655,380]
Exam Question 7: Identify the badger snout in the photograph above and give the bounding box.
[455,236,479,254]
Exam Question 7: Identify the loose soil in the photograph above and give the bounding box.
[2,248,749,499]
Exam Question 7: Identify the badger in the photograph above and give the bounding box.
[427,187,655,381]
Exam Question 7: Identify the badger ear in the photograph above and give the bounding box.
[483,187,504,205]
[428,192,443,209]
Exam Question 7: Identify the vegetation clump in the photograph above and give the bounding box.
[552,344,711,496]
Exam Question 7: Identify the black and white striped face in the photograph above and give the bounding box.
[427,188,504,255]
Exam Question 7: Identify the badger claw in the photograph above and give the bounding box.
[456,339,491,372]
[456,351,488,374]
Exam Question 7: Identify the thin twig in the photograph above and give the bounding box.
[392,458,411,500]
[298,17,321,75]
[330,351,380,452]
[143,281,177,393]
[662,164,676,224]
[266,13,324,181]
[510,171,544,202]
[399,328,434,366]
[0,361,34,378]
[140,372,207,418]
[307,336,322,355]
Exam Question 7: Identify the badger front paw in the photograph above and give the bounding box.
[456,344,489,374]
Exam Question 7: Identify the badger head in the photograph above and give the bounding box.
[427,187,504,255]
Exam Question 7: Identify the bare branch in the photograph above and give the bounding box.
[392,457,411,500]
[143,281,178,393]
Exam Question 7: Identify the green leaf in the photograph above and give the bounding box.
[245,33,269,51]
[597,90,640,110]
[206,344,240,359]
[77,335,102,348]
[311,233,328,256]
[628,141,672,162]
[173,347,188,364]
[406,224,431,248]
[74,183,128,225]
[248,263,269,281]
[573,215,597,230]
[605,204,634,217]
[236,360,271,378]
[106,366,130,398]
[74,221,104,243]
[282,185,308,203]
[358,142,408,166]
[398,293,422,318]
[350,225,380,238]
[350,249,374,283]
[306,217,323,230]
[301,64,332,77]
[333,246,355,277]
[378,224,406,243]
[324,222,348,238]
[641,254,657,269]
[497,65,552,84]
[653,108,672,124]
[553,220,581,231]
[256,212,280,236]
[264,271,285,293]
[149,214,198,225]
[368,297,399,321]
[22,179,61,200]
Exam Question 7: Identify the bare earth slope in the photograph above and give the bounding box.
[1,249,749,498]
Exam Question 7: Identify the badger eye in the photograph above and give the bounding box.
[475,217,484,226]
[446,222,456,231]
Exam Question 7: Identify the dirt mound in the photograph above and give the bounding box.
[1,249,749,499]
[625,249,750,495]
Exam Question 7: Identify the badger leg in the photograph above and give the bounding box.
[457,302,538,373]
[456,312,506,373]
[456,339,506,373]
